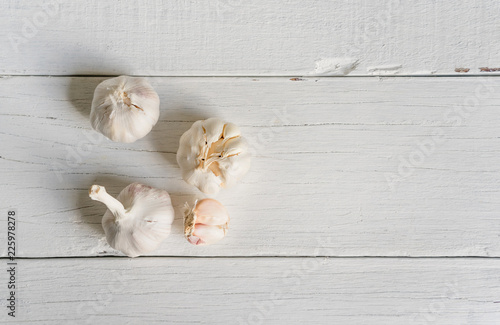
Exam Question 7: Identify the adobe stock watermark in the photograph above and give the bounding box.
[385,130,445,191]
[51,130,105,183]
[343,0,402,61]
[0,299,31,316]
[9,0,64,53]
[385,77,498,191]
[408,278,468,325]
[245,106,293,156]
[214,0,243,19]
[68,270,127,325]
[237,238,333,325]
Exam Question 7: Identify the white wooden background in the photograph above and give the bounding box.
[1,1,500,324]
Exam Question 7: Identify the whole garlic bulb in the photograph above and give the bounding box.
[89,183,174,257]
[184,199,230,245]
[177,118,251,195]
[90,76,160,143]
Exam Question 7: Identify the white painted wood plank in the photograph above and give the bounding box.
[1,257,499,324]
[0,76,500,257]
[1,1,500,76]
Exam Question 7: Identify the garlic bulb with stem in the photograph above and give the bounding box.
[89,183,174,257]
[177,118,251,195]
[90,75,160,143]
[184,199,230,245]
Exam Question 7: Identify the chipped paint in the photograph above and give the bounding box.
[455,68,470,73]
[367,64,402,74]
[479,67,500,72]
[310,58,359,76]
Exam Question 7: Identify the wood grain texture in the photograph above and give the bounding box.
[0,257,498,324]
[0,76,499,258]
[1,0,500,76]
[2,2,499,324]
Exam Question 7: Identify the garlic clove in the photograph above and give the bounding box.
[184,198,229,246]
[222,122,240,139]
[89,183,174,257]
[176,118,251,195]
[188,224,226,245]
[90,76,160,143]
[194,199,230,225]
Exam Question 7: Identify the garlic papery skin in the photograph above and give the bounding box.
[90,76,160,143]
[89,183,174,257]
[184,199,230,246]
[176,118,251,195]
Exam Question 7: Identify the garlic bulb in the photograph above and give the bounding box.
[184,199,230,245]
[89,183,174,257]
[90,76,160,143]
[177,118,251,195]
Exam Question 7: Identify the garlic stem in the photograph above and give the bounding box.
[89,185,126,220]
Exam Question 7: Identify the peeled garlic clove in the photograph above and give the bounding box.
[89,183,174,257]
[90,76,160,143]
[184,199,230,246]
[176,118,251,195]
